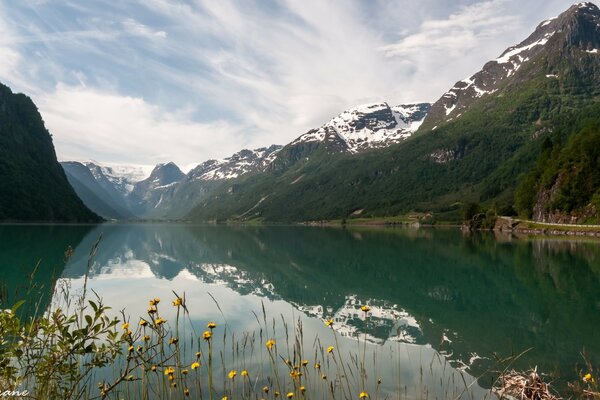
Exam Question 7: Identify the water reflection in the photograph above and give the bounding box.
[53,224,600,389]
[0,224,93,314]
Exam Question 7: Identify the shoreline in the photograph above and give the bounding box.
[494,217,600,238]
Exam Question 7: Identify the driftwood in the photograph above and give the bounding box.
[494,368,559,400]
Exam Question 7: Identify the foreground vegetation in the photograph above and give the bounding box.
[1,285,599,399]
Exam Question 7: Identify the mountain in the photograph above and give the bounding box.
[0,83,100,222]
[144,146,284,218]
[128,162,185,216]
[289,102,430,154]
[185,2,600,223]
[188,145,282,180]
[269,102,430,172]
[63,148,284,219]
[61,161,134,220]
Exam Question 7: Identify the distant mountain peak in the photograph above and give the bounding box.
[188,145,283,181]
[145,162,185,187]
[292,102,431,153]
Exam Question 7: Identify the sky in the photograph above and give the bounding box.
[0,0,594,169]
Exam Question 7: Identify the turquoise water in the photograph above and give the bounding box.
[1,224,599,397]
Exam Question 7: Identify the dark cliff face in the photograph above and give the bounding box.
[0,83,101,222]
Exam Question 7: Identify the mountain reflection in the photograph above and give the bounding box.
[62,224,600,385]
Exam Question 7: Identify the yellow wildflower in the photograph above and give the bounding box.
[207,321,216,329]
[195,351,201,358]
[241,369,248,377]
[172,297,182,307]
[321,374,327,380]
[147,305,157,314]
[286,393,294,398]
[126,375,134,381]
[155,318,166,326]
[182,369,189,375]
[168,375,175,382]
[300,386,306,393]
[184,389,190,397]
[191,361,200,370]
[122,322,129,330]
[143,335,150,342]
[222,397,228,400]
[263,386,270,393]
[128,345,134,353]
[139,319,148,327]
[169,337,179,345]
[301,360,308,366]
[150,365,157,372]
[361,305,371,313]
[149,298,160,306]
[327,346,334,354]
[203,330,212,340]
[325,319,334,327]
[359,392,369,399]
[274,392,280,397]
[315,362,321,369]
[164,367,175,376]
[584,373,595,383]
[136,345,142,352]
[228,370,237,379]
[266,339,276,350]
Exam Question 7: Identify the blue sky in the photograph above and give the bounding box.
[0,0,593,168]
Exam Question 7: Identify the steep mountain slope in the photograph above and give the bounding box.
[187,2,600,222]
[61,161,134,220]
[145,146,283,219]
[515,119,600,223]
[128,162,185,216]
[0,83,100,222]
[83,161,151,212]
[269,102,430,172]
[64,146,285,219]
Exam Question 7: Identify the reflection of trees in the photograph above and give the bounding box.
[0,224,93,315]
[64,225,600,385]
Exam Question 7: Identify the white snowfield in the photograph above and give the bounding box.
[84,160,153,193]
[291,102,429,153]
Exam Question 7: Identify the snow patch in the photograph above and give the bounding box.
[292,102,430,153]
[495,31,555,65]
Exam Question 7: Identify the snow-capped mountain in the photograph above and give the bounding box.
[84,161,152,195]
[63,101,431,220]
[291,102,431,153]
[423,1,600,130]
[188,145,282,181]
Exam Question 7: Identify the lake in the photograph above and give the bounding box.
[1,224,599,398]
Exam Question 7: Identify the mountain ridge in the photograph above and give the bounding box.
[184,2,600,223]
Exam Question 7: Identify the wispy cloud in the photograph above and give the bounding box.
[0,0,592,167]
[122,18,167,39]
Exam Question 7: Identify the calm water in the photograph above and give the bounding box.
[1,224,599,397]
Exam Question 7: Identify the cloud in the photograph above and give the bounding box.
[381,1,520,58]
[122,18,167,39]
[37,84,244,166]
[0,0,593,167]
